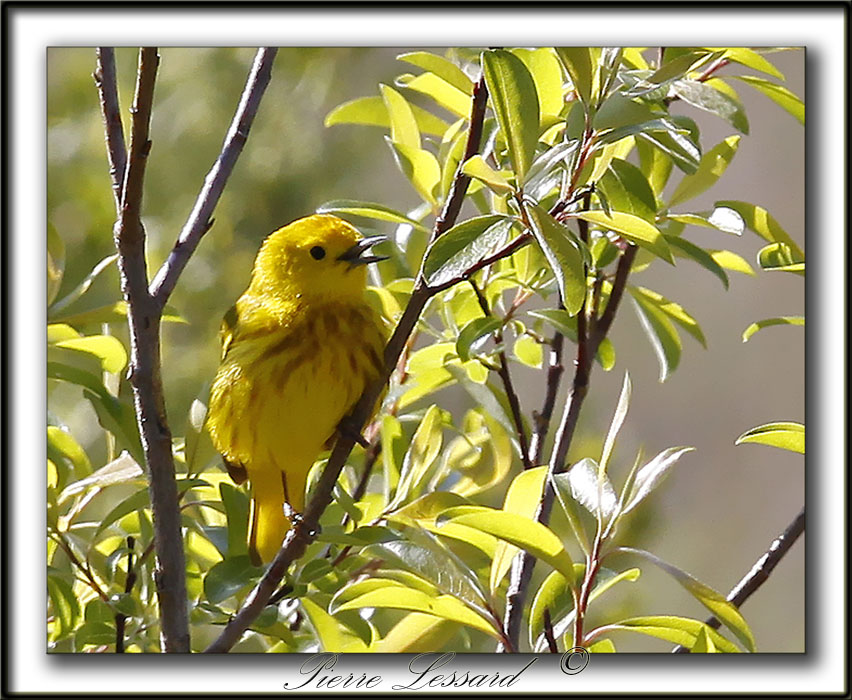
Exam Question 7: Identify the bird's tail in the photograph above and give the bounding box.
[247,468,305,565]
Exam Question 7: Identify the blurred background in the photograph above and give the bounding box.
[47,47,804,652]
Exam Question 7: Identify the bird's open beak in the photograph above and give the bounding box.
[337,235,389,266]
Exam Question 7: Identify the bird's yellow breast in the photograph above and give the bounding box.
[207,300,385,473]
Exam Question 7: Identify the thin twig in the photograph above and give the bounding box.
[94,48,127,213]
[672,507,805,653]
[109,47,190,654]
[115,536,137,653]
[51,533,110,604]
[543,608,559,653]
[501,244,637,651]
[529,332,565,464]
[149,48,277,309]
[468,279,532,469]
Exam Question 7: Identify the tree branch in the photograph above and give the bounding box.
[148,47,277,309]
[205,67,492,653]
[468,279,532,469]
[109,47,190,653]
[529,332,565,464]
[94,48,127,214]
[672,507,805,653]
[501,243,637,651]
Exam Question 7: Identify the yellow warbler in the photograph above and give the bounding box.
[207,214,387,564]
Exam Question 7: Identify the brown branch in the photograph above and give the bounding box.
[430,73,489,244]
[109,47,190,653]
[672,507,805,653]
[543,608,559,653]
[500,243,637,651]
[468,279,532,469]
[50,533,110,604]
[115,536,137,653]
[94,48,127,214]
[148,47,277,309]
[529,332,565,464]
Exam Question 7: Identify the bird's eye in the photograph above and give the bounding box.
[310,246,326,260]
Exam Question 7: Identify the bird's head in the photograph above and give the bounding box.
[250,214,387,303]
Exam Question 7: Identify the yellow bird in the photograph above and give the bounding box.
[207,214,387,564]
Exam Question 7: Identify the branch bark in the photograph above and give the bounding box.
[671,507,805,653]
[109,47,190,653]
[94,48,127,213]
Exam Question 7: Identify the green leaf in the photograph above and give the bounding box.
[630,286,706,347]
[618,548,756,652]
[647,50,714,84]
[317,199,429,233]
[671,79,749,134]
[637,130,701,175]
[713,47,785,80]
[398,51,473,94]
[324,95,449,136]
[461,155,514,195]
[94,487,150,537]
[381,84,420,149]
[219,482,249,558]
[441,509,575,585]
[597,159,657,223]
[302,597,370,652]
[514,334,543,368]
[691,624,718,653]
[490,466,549,593]
[54,335,128,374]
[391,404,444,508]
[571,210,673,264]
[203,555,263,605]
[482,49,541,181]
[665,236,729,289]
[422,215,514,287]
[735,421,804,454]
[588,639,617,653]
[606,615,741,653]
[49,254,118,316]
[456,316,502,362]
[742,316,804,342]
[602,372,631,471]
[48,574,82,642]
[511,48,564,118]
[376,612,458,653]
[669,136,741,207]
[397,72,471,119]
[555,47,596,108]
[48,426,92,481]
[667,205,745,236]
[333,587,499,640]
[757,242,805,274]
[731,75,804,124]
[74,621,116,649]
[621,447,695,514]
[529,569,574,649]
[715,200,804,259]
[710,249,756,276]
[636,136,673,199]
[631,297,681,382]
[558,457,618,521]
[386,138,441,206]
[526,204,587,315]
[58,451,142,504]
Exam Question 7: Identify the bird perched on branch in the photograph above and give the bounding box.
[207,214,388,564]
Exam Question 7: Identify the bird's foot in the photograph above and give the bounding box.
[338,415,370,448]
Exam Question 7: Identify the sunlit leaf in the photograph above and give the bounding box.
[712,47,785,80]
[317,200,429,233]
[667,205,745,236]
[456,316,502,362]
[555,47,596,108]
[669,136,741,207]
[665,236,729,289]
[570,211,673,264]
[376,612,458,653]
[461,155,514,195]
[709,249,756,277]
[302,597,370,652]
[386,138,441,206]
[54,334,128,374]
[398,51,473,94]
[631,297,681,382]
[381,84,420,149]
[602,372,631,472]
[397,72,471,119]
[731,75,804,124]
[671,80,749,134]
[735,421,804,454]
[325,95,449,136]
[597,159,657,223]
[526,204,587,315]
[714,200,804,260]
[482,49,541,180]
[606,615,741,653]
[558,457,618,522]
[422,215,514,287]
[512,48,564,118]
[441,508,575,585]
[621,447,695,514]
[742,316,804,342]
[630,286,706,347]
